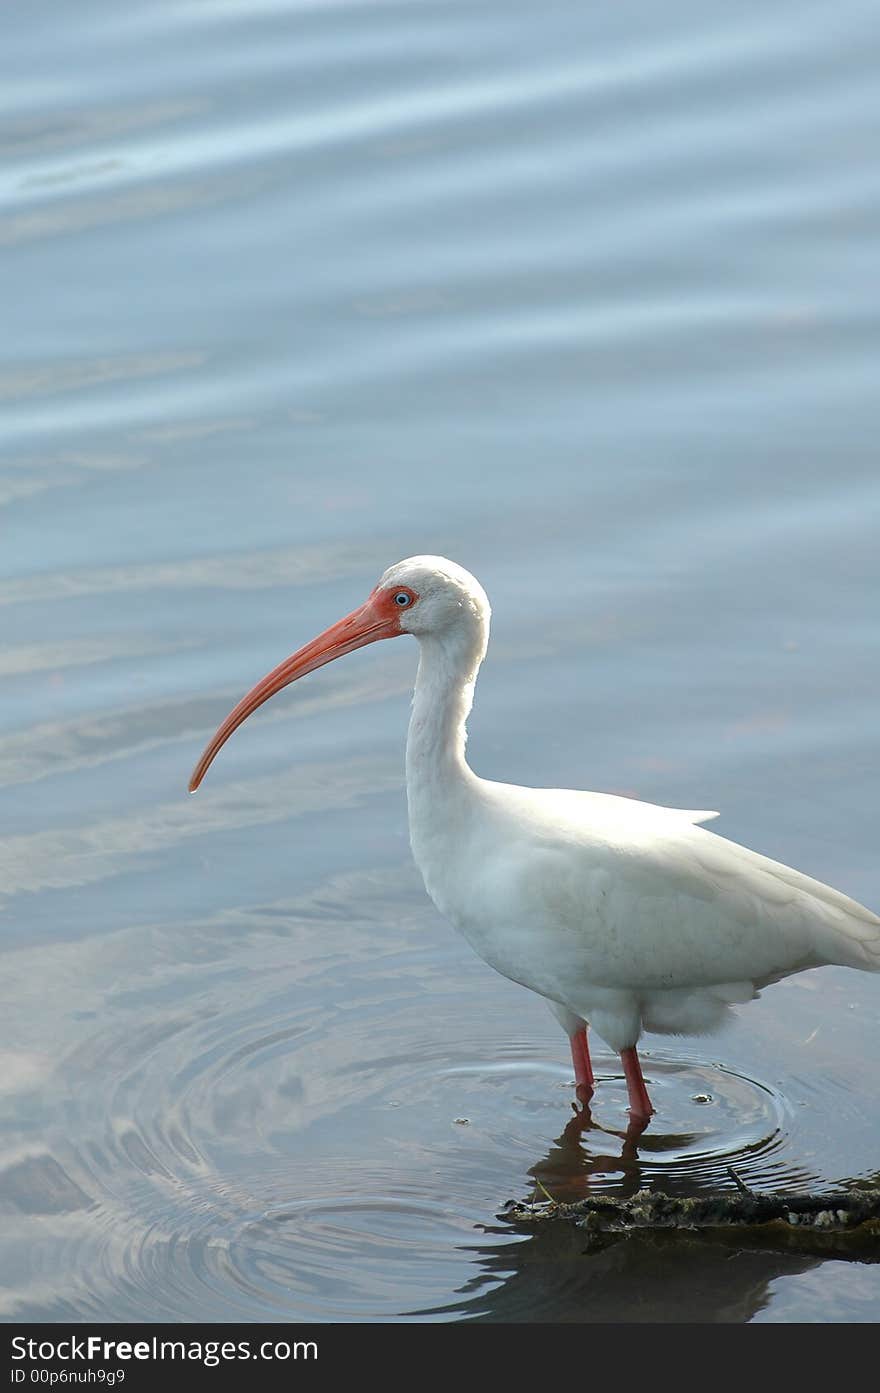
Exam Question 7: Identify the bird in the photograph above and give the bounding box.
[189,556,880,1120]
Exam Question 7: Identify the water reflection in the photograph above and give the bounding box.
[442,1219,820,1324]
[428,1101,828,1322]
[531,1080,816,1199]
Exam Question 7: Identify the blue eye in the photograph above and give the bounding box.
[394,591,411,606]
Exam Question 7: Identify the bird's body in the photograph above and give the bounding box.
[413,773,878,1045]
[190,556,880,1119]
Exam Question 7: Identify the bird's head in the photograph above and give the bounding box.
[188,555,489,791]
[377,555,490,638]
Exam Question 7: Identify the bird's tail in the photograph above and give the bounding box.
[808,884,880,972]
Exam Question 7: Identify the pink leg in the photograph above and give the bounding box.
[620,1045,654,1118]
[569,1027,594,1096]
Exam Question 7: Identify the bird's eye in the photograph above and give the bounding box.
[394,591,412,607]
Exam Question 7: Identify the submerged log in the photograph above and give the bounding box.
[502,1179,880,1261]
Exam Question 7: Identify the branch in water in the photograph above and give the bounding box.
[502,1186,880,1260]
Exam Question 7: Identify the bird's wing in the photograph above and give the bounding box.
[602,821,880,985]
[480,781,880,987]
[697,829,880,973]
[526,786,720,826]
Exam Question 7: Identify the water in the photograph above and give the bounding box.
[2,0,879,1323]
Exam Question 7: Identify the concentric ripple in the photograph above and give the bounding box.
[8,933,873,1323]
[581,1054,797,1188]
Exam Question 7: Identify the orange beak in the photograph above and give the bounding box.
[188,591,402,792]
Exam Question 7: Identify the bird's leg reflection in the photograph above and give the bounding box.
[567,1097,651,1151]
[528,1098,652,1204]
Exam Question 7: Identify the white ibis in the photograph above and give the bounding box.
[189,556,880,1120]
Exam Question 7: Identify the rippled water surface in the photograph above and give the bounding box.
[3,0,880,1323]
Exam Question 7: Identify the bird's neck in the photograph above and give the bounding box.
[405,626,485,862]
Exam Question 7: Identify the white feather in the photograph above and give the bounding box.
[384,556,880,1057]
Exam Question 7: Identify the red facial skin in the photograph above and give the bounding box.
[188,584,417,792]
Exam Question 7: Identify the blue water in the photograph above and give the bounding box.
[2,0,879,1322]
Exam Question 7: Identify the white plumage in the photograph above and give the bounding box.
[190,555,880,1119]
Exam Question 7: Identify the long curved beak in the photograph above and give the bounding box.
[188,595,401,792]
